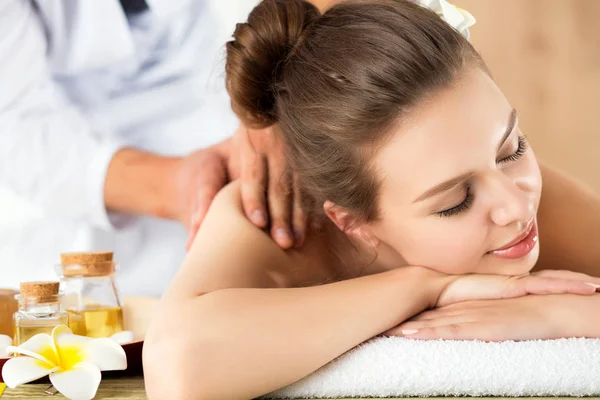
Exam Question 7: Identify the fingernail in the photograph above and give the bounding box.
[276,228,291,245]
[585,283,600,289]
[402,329,419,335]
[251,210,267,226]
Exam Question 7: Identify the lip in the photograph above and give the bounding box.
[493,219,535,251]
[489,220,538,259]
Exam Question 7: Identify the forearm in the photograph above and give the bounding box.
[536,162,600,275]
[104,139,233,220]
[144,267,447,400]
[584,294,600,337]
[104,148,181,219]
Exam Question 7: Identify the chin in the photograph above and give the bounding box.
[494,240,541,276]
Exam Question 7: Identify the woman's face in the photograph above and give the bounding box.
[371,68,542,276]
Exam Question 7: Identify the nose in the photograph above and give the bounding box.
[485,171,535,227]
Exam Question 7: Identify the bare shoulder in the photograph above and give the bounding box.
[162,181,340,301]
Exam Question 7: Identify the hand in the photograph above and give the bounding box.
[436,269,600,308]
[170,142,231,250]
[232,124,307,249]
[388,293,600,341]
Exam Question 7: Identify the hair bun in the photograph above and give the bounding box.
[226,0,320,128]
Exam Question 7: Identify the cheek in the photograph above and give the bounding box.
[516,151,542,206]
[383,215,488,274]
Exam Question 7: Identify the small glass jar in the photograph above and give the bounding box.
[0,288,18,338]
[13,281,69,346]
[57,252,124,338]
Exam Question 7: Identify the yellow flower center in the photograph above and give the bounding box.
[55,345,84,371]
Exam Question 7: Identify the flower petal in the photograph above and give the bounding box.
[1,356,56,388]
[81,338,127,371]
[438,0,475,38]
[418,0,443,14]
[7,333,57,365]
[52,325,93,371]
[110,330,134,345]
[49,362,101,400]
[52,325,91,346]
[0,334,12,358]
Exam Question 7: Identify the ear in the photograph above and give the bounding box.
[323,201,380,248]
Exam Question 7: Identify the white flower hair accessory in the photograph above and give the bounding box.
[416,0,476,40]
[2,326,127,400]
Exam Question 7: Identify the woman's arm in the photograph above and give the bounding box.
[143,181,595,400]
[142,183,449,400]
[535,162,600,276]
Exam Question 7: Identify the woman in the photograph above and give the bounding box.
[143,1,600,398]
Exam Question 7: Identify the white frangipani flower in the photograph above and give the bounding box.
[2,326,126,400]
[109,330,134,345]
[417,0,476,39]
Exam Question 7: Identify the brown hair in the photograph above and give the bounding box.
[226,0,485,221]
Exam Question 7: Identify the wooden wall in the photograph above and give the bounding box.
[453,0,600,191]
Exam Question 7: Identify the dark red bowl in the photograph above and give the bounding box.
[0,340,144,383]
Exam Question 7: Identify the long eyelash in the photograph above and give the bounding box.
[436,186,474,218]
[499,136,529,163]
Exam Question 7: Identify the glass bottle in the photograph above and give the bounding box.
[57,252,124,338]
[0,288,18,337]
[13,281,69,345]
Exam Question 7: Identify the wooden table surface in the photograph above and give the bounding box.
[2,378,599,400]
[0,377,146,399]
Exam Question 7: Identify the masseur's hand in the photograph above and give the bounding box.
[171,141,232,250]
[232,124,307,249]
[392,292,600,341]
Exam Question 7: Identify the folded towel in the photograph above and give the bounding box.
[266,337,600,398]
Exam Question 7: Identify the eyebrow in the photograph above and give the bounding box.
[413,108,518,203]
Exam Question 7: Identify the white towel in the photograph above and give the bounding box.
[266,337,600,398]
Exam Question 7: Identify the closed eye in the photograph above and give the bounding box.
[436,186,473,218]
[498,136,528,164]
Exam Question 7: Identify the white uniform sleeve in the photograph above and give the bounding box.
[0,1,124,231]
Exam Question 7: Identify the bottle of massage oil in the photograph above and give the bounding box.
[13,281,69,345]
[58,252,124,338]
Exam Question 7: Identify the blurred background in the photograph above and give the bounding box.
[454,0,600,191]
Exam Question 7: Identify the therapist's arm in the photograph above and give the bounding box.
[1,1,303,247]
[103,140,231,232]
[0,1,222,232]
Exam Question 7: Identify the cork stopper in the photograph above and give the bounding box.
[20,281,60,297]
[60,251,113,266]
[61,261,115,277]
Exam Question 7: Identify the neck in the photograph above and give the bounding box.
[339,233,409,277]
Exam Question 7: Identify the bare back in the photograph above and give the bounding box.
[162,181,361,303]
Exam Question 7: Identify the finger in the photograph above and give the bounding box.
[268,160,294,249]
[185,229,198,252]
[192,186,221,231]
[518,276,599,296]
[240,136,269,228]
[185,182,223,251]
[394,315,478,334]
[400,322,504,341]
[291,173,308,248]
[532,269,600,283]
[408,307,474,322]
